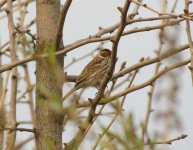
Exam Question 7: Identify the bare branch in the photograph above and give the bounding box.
[147,134,188,145]
[131,0,161,15]
[0,127,34,133]
[131,0,192,20]
[141,10,165,143]
[102,59,191,104]
[0,18,186,74]
[64,1,131,149]
[87,0,131,123]
[112,43,189,80]
[56,0,72,51]
[6,0,18,149]
[15,136,34,150]
[62,43,190,84]
[132,134,188,149]
[185,0,193,86]
[0,0,6,9]
[77,58,190,108]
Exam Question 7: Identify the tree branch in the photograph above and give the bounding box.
[64,1,131,149]
[62,42,190,85]
[184,0,193,86]
[132,134,188,149]
[56,0,72,51]
[76,58,190,108]
[0,127,34,133]
[150,134,188,145]
[0,18,185,74]
[15,136,34,150]
[102,58,191,104]
[88,0,131,123]
[6,0,18,149]
[0,0,6,9]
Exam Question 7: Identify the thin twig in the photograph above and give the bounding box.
[0,127,34,133]
[6,0,18,149]
[0,70,10,150]
[112,43,189,80]
[92,62,127,150]
[22,64,35,126]
[141,18,165,145]
[64,1,131,149]
[121,69,138,108]
[131,0,192,20]
[102,59,191,104]
[63,43,190,84]
[150,134,188,145]
[93,113,119,150]
[0,18,186,74]
[77,58,190,108]
[132,134,188,149]
[131,0,161,15]
[0,0,6,9]
[87,0,131,124]
[15,136,34,150]
[171,0,179,13]
[64,42,105,70]
[56,0,72,51]
[93,63,138,150]
[184,0,193,85]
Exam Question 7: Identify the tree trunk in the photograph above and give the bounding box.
[35,0,64,150]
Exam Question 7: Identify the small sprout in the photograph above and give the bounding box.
[150,109,154,113]
[184,9,189,14]
[63,143,67,148]
[12,75,17,79]
[110,37,115,43]
[188,66,193,71]
[88,35,92,39]
[139,57,145,62]
[147,92,151,97]
[117,7,123,13]
[88,98,93,103]
[188,0,193,4]
[98,26,103,30]
[5,9,10,14]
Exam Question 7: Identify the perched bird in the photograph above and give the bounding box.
[62,48,111,101]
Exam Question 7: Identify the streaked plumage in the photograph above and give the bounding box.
[62,49,111,101]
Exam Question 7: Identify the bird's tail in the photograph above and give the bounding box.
[62,88,76,101]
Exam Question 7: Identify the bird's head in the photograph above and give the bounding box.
[99,48,111,58]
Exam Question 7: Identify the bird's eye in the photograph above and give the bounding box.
[100,49,111,57]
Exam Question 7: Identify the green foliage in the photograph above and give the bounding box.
[99,113,144,150]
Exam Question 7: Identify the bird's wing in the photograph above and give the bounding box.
[75,58,102,86]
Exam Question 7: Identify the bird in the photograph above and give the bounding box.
[62,48,111,101]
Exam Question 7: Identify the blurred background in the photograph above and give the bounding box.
[0,0,193,149]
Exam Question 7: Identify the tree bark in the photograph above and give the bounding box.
[35,0,64,150]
